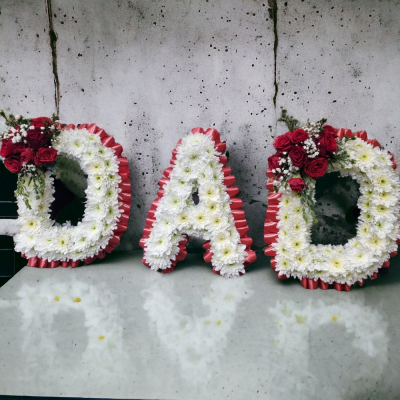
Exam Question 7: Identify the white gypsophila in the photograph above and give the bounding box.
[273,137,400,285]
[14,128,122,262]
[144,132,247,278]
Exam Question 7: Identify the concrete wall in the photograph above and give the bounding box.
[1,0,399,251]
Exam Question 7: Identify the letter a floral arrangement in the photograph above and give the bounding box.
[0,110,130,268]
[140,127,256,278]
[265,110,400,291]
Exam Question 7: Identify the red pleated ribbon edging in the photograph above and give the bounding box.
[265,129,398,290]
[140,127,256,275]
[26,123,131,269]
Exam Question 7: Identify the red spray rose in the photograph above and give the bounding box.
[273,132,292,152]
[34,147,58,165]
[268,152,282,171]
[304,158,329,178]
[0,139,19,158]
[289,128,309,144]
[288,177,305,192]
[26,130,48,150]
[12,143,26,155]
[322,125,337,136]
[20,148,35,163]
[31,117,52,129]
[289,146,308,167]
[4,157,22,173]
[318,135,337,157]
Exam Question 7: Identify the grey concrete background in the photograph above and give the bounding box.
[1,0,399,251]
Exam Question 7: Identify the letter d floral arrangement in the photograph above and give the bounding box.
[264,110,400,291]
[0,110,130,268]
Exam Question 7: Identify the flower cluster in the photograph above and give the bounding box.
[14,127,124,262]
[0,111,62,208]
[143,132,249,278]
[271,134,400,285]
[0,113,60,173]
[268,117,353,221]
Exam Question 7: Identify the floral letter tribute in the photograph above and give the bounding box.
[265,112,400,291]
[140,127,256,278]
[0,111,130,268]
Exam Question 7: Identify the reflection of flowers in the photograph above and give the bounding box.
[142,276,251,384]
[267,299,388,398]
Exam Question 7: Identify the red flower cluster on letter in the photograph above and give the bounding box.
[269,123,339,193]
[0,116,59,174]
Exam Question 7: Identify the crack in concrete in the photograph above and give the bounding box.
[268,0,278,108]
[45,0,60,114]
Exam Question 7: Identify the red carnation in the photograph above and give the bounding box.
[268,152,282,171]
[20,148,35,163]
[4,157,22,173]
[322,125,337,136]
[289,146,308,167]
[273,132,292,152]
[26,129,48,150]
[31,117,52,129]
[318,135,338,157]
[289,128,309,144]
[288,178,305,192]
[304,158,329,178]
[34,147,58,166]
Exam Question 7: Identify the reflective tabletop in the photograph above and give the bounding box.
[1,251,399,399]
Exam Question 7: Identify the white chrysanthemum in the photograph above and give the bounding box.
[168,179,193,198]
[159,193,186,214]
[86,159,105,175]
[156,215,177,236]
[373,191,398,207]
[192,208,208,230]
[206,214,230,232]
[199,182,220,202]
[371,172,394,193]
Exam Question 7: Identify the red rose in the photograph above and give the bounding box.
[34,147,58,165]
[20,148,35,163]
[273,132,292,152]
[318,135,338,157]
[304,158,329,178]
[322,125,337,136]
[4,157,22,173]
[12,143,26,155]
[0,139,17,157]
[31,117,52,129]
[26,129,49,150]
[268,152,282,171]
[288,177,305,192]
[289,146,308,167]
[289,128,309,144]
